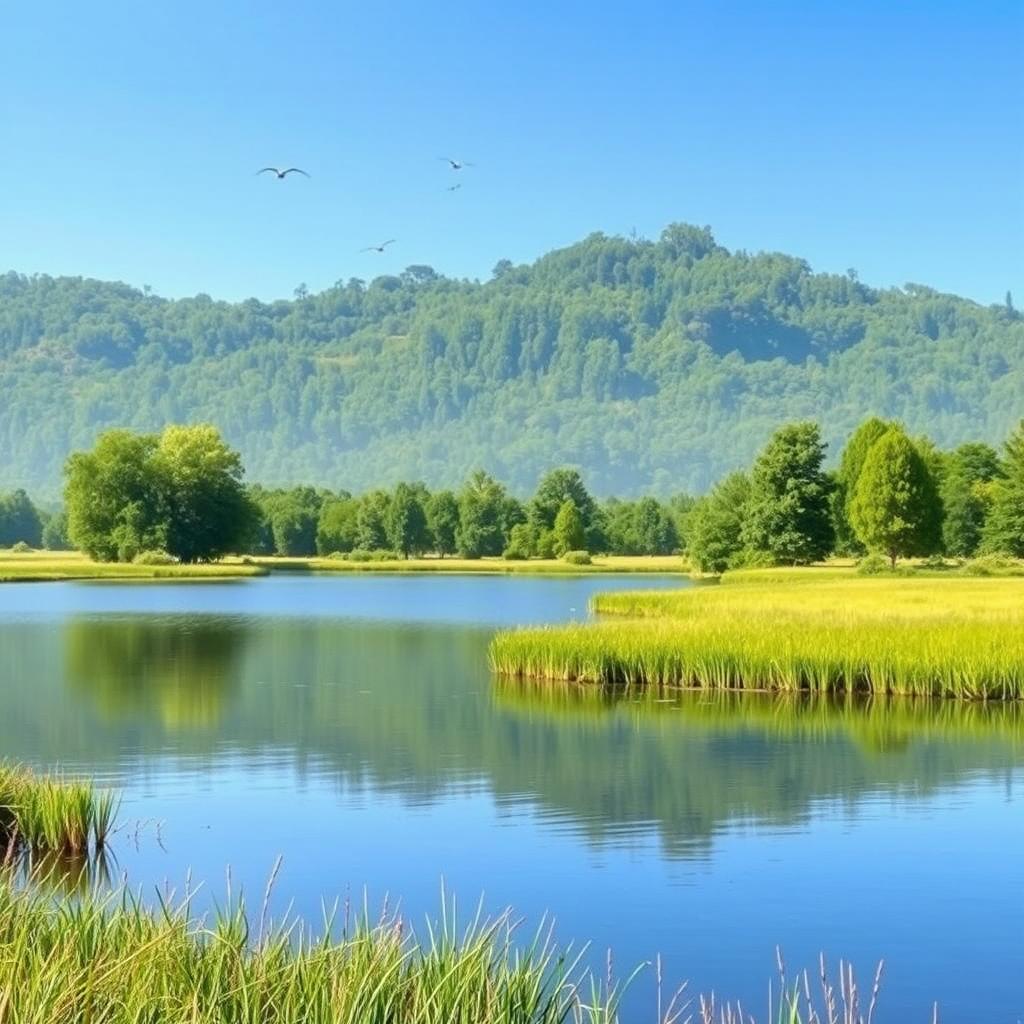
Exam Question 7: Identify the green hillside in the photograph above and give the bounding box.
[2,223,1020,496]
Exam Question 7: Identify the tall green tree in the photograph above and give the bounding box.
[833,417,894,554]
[528,469,604,550]
[686,472,750,574]
[456,471,508,558]
[316,497,359,554]
[387,483,430,557]
[154,424,257,562]
[741,422,834,564]
[849,427,942,566]
[0,489,43,548]
[426,490,459,558]
[65,430,165,562]
[981,420,1024,556]
[940,442,1002,557]
[552,500,585,554]
[356,491,392,550]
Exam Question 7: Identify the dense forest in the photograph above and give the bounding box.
[1,223,1021,497]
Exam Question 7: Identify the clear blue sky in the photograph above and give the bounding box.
[2,1,1021,304]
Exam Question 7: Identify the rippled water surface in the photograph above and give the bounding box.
[0,574,1020,1022]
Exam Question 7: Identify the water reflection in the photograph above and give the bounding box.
[65,617,247,729]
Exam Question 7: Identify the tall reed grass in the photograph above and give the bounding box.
[0,871,919,1023]
[0,763,118,855]
[490,578,1024,699]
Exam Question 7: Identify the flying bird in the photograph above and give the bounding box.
[446,183,462,192]
[440,158,474,170]
[257,167,310,179]
[361,239,396,253]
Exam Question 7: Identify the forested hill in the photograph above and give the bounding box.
[2,223,1021,497]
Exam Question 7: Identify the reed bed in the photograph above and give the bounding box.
[491,578,1024,699]
[0,872,920,1023]
[0,878,630,1024]
[0,763,118,855]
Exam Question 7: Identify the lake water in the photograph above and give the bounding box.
[0,574,1020,1022]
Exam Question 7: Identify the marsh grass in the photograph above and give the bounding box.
[0,870,919,1023]
[490,577,1024,699]
[0,878,636,1024]
[0,764,119,855]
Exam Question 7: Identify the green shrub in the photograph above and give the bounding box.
[344,548,399,562]
[132,550,176,566]
[962,554,1018,577]
[562,550,592,565]
[535,530,557,559]
[9,541,32,553]
[856,554,890,576]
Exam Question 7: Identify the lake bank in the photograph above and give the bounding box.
[491,574,1024,699]
[251,554,688,575]
[0,550,686,583]
[0,551,266,582]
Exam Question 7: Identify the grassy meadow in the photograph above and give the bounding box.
[491,571,1024,700]
[0,549,266,582]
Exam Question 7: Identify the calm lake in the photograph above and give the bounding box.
[0,574,1020,1021]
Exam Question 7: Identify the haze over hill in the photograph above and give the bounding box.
[2,224,1021,498]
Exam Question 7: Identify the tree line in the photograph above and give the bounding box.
[1,224,1020,498]
[686,417,1024,571]
[1,417,1021,568]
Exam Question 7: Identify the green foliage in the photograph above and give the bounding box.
[64,430,165,562]
[2,226,1021,499]
[456,471,508,558]
[132,550,175,565]
[40,508,69,550]
[0,490,43,547]
[425,490,459,557]
[387,482,430,557]
[849,427,942,565]
[64,426,254,563]
[686,472,750,573]
[561,550,592,565]
[941,442,1002,557]
[833,417,894,554]
[552,500,585,555]
[153,425,257,563]
[502,523,536,560]
[528,469,602,549]
[981,419,1024,556]
[316,497,359,555]
[356,490,392,551]
[741,422,833,564]
[856,553,891,576]
[603,496,678,555]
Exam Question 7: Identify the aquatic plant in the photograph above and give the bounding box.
[0,763,118,855]
[0,869,923,1023]
[490,577,1024,699]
